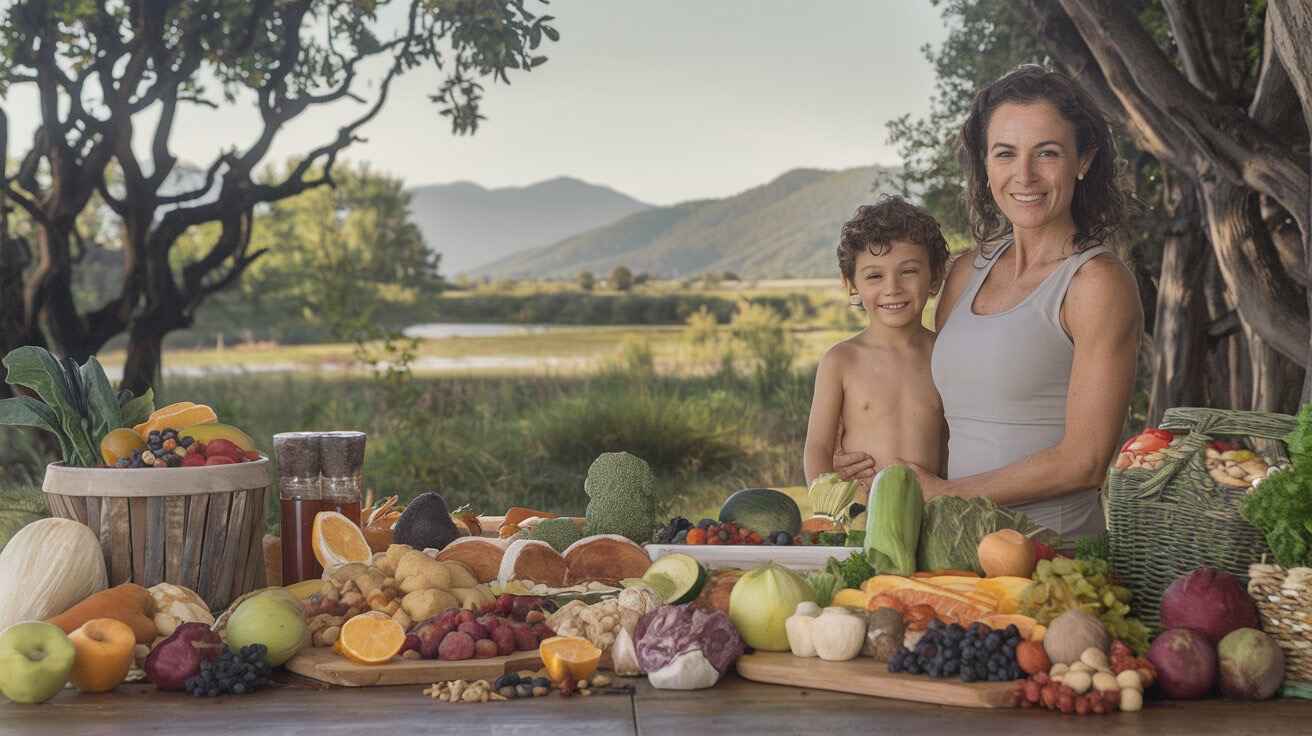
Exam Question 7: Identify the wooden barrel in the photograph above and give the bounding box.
[42,459,272,611]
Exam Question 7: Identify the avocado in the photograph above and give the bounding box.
[393,491,461,551]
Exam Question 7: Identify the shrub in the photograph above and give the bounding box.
[609,265,634,292]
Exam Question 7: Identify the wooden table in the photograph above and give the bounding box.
[2,674,1310,735]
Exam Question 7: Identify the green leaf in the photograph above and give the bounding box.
[0,396,75,462]
[119,387,155,429]
[80,357,122,443]
[2,346,95,464]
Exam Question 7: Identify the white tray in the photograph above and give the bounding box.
[645,543,859,571]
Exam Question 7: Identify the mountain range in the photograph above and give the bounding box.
[407,177,650,275]
[456,165,900,280]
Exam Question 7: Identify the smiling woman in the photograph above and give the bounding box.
[834,66,1143,540]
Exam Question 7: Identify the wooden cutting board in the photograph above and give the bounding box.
[286,647,543,687]
[736,652,1017,709]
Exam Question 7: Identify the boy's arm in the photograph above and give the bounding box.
[803,350,845,485]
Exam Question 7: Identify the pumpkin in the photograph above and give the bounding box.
[0,518,108,630]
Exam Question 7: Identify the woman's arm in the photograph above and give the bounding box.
[804,348,847,484]
[913,255,1143,503]
[934,250,976,332]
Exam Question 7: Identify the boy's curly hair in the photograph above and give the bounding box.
[837,195,949,293]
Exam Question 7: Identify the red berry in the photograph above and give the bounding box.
[205,455,237,465]
[205,439,245,461]
[243,450,260,461]
[181,453,206,467]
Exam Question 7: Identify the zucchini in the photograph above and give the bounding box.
[642,553,707,604]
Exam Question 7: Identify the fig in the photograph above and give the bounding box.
[144,622,224,691]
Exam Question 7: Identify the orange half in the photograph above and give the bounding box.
[312,511,373,568]
[539,636,601,683]
[337,613,406,665]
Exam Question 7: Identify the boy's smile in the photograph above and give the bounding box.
[849,240,934,330]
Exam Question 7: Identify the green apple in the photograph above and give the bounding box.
[0,622,76,704]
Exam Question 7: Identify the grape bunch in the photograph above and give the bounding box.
[184,645,274,697]
[888,620,1025,682]
[1020,557,1150,654]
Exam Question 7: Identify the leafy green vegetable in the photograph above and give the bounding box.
[1074,534,1109,564]
[0,347,150,467]
[863,465,923,575]
[119,387,155,429]
[844,530,866,548]
[917,495,1058,574]
[806,571,841,607]
[1242,403,1312,567]
[825,550,876,589]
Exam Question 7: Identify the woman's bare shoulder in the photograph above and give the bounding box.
[1065,251,1141,334]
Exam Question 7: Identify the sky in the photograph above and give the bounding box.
[3,1,949,206]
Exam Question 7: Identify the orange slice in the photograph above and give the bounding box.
[312,511,373,568]
[134,403,217,439]
[337,613,406,665]
[539,636,601,683]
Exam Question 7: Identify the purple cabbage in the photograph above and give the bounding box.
[635,604,745,676]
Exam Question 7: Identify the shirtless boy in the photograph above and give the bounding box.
[803,196,950,500]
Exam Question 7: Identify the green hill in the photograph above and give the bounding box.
[469,165,902,279]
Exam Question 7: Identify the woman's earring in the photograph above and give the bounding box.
[1077,172,1085,181]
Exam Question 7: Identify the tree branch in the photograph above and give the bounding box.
[1056,0,1311,238]
[1160,0,1250,104]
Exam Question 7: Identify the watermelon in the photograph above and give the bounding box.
[719,488,802,536]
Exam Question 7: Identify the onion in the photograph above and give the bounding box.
[1159,567,1258,644]
[1147,628,1217,700]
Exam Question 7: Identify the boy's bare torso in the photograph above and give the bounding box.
[836,330,944,485]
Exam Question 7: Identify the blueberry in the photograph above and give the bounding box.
[180,436,194,447]
[697,518,716,529]
[162,429,177,440]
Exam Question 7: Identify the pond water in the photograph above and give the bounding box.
[402,323,551,339]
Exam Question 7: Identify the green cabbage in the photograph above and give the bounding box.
[728,562,815,651]
[917,495,1057,574]
[863,466,923,575]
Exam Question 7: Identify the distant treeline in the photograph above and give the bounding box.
[149,291,824,349]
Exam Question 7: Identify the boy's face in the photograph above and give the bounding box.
[849,240,935,330]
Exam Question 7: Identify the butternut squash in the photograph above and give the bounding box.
[0,518,107,630]
[48,583,158,645]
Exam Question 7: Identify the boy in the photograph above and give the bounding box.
[803,196,949,501]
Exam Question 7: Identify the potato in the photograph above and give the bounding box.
[397,551,451,591]
[402,589,459,621]
[442,561,478,589]
[451,588,491,610]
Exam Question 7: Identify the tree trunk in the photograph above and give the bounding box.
[1146,179,1209,424]
[1199,177,1310,371]
[122,320,167,396]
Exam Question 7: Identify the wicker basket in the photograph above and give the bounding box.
[1105,407,1294,632]
[42,459,272,610]
[1248,563,1312,683]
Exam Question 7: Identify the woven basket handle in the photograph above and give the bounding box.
[1131,407,1296,500]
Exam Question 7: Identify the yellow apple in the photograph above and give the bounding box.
[68,618,136,693]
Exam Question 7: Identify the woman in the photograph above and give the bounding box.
[836,65,1142,538]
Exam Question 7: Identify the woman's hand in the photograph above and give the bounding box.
[904,462,954,500]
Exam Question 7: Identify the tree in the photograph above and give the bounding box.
[577,270,595,291]
[610,265,634,292]
[892,0,1310,415]
[208,159,440,332]
[0,1,558,394]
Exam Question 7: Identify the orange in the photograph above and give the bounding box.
[100,428,146,465]
[337,613,406,665]
[311,511,373,568]
[134,403,217,439]
[538,636,601,683]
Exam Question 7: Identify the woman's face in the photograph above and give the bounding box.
[984,101,1093,234]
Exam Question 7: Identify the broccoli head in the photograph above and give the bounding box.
[526,517,584,552]
[582,451,658,543]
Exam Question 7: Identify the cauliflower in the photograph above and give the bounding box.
[582,452,658,544]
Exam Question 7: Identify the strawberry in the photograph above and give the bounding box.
[204,439,244,461]
[205,455,237,465]
[181,453,207,467]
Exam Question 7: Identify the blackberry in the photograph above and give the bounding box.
[184,645,273,697]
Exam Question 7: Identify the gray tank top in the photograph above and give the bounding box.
[930,240,1113,539]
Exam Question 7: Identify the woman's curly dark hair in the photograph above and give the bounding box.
[958,64,1128,253]
[837,195,949,293]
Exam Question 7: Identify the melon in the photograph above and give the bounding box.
[718,488,802,536]
[561,535,651,586]
[497,539,567,587]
